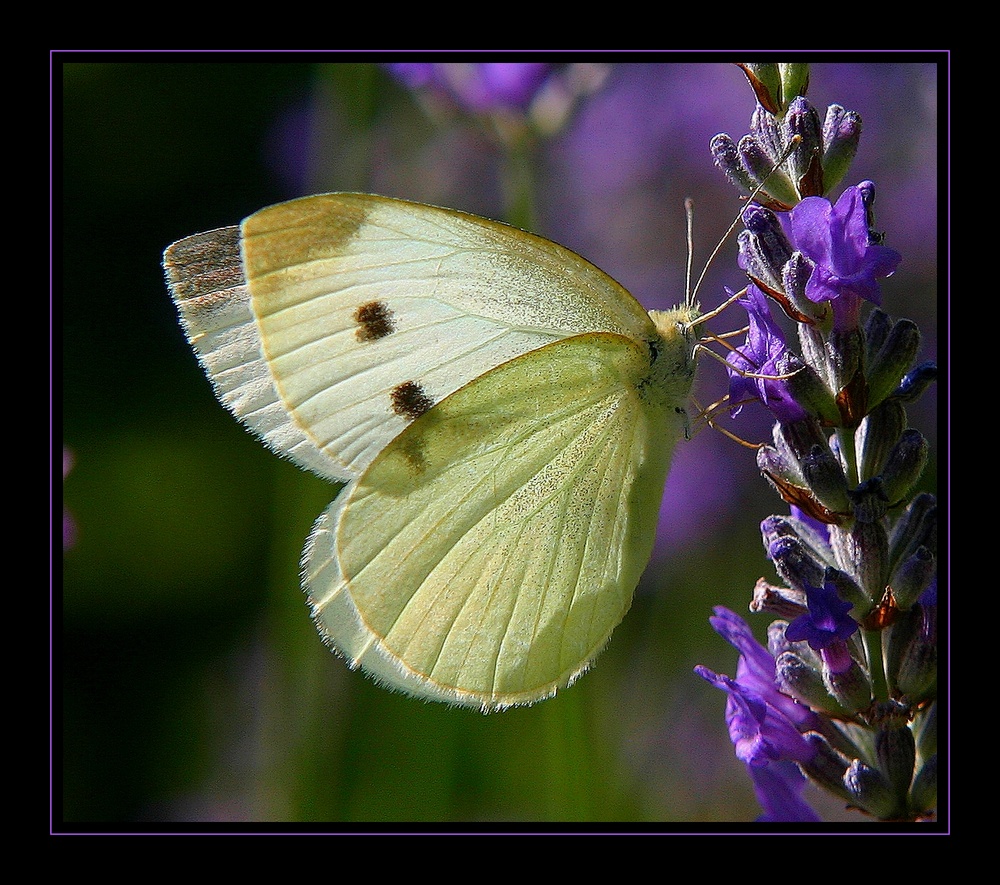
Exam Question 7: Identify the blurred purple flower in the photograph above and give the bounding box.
[387,63,552,113]
[654,438,735,558]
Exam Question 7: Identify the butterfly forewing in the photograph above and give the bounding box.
[165,226,352,483]
[238,194,658,479]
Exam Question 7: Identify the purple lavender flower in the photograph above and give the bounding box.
[701,66,936,823]
[695,607,821,821]
[386,63,551,113]
[726,285,807,424]
[750,760,823,823]
[698,607,820,756]
[786,184,902,331]
[784,579,858,651]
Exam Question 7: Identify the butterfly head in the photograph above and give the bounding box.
[649,304,700,356]
[646,304,700,407]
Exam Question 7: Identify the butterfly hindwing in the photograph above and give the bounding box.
[303,332,686,711]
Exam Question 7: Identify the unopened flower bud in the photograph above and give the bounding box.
[821,644,872,713]
[784,359,841,427]
[710,133,756,197]
[855,400,906,482]
[738,134,789,202]
[770,536,828,592]
[757,443,801,487]
[867,318,921,409]
[888,493,937,570]
[739,205,793,292]
[749,104,782,160]
[892,598,937,702]
[784,97,825,197]
[890,546,935,610]
[744,111,801,208]
[876,723,916,798]
[766,513,835,564]
[774,416,830,463]
[761,425,847,524]
[844,758,901,819]
[821,105,862,194]
[879,429,929,507]
[864,308,891,360]
[799,733,854,804]
[890,361,937,404]
[776,650,851,716]
[830,518,889,603]
[826,327,865,411]
[801,443,851,513]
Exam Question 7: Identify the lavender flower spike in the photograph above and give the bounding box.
[703,66,936,823]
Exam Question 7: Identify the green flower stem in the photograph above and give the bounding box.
[864,626,890,704]
[500,126,539,232]
[835,425,860,487]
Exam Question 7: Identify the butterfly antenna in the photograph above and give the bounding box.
[689,134,802,328]
[684,197,695,308]
[695,285,748,327]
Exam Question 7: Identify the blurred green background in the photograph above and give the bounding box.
[58,58,939,826]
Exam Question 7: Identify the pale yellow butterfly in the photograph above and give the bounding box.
[164,193,699,712]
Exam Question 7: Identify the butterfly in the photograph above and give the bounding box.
[163,193,700,712]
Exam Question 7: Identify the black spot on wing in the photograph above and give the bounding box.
[355,300,395,341]
[391,381,434,421]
